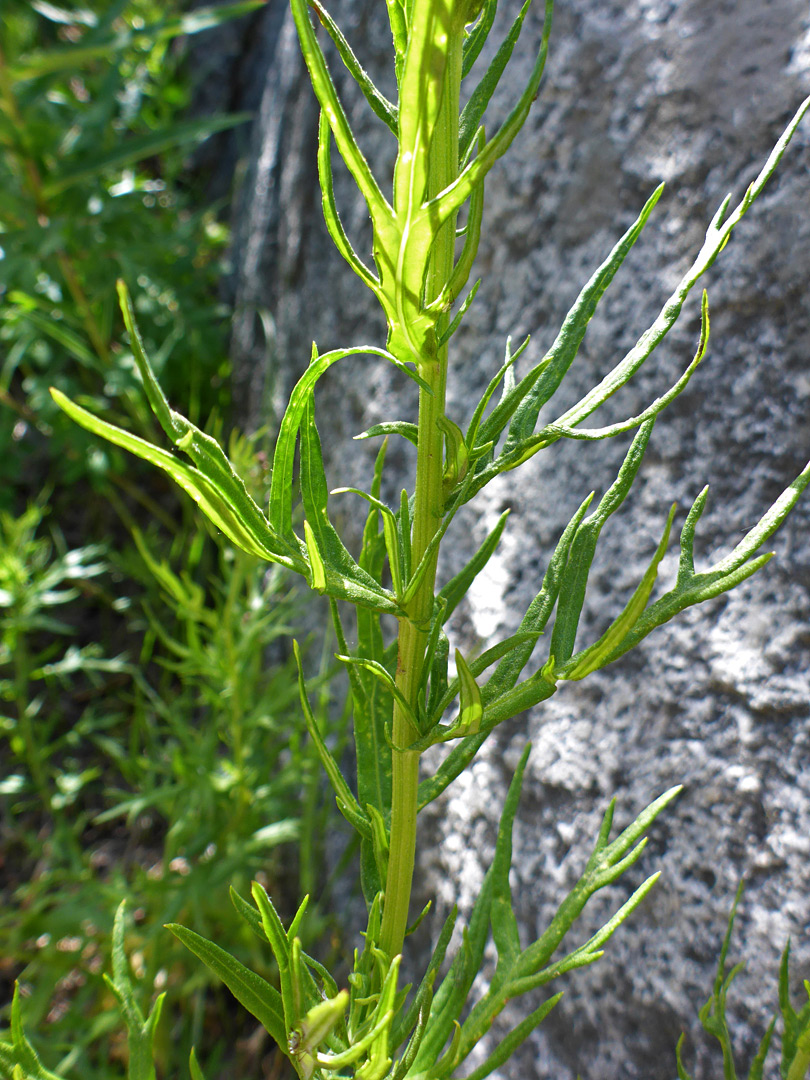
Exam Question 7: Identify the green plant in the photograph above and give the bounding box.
[676,886,810,1080]
[3,4,352,1073]
[0,0,261,511]
[34,0,810,1076]
[0,499,112,834]
[1,462,341,1076]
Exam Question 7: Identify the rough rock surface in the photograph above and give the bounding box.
[203,1,810,1076]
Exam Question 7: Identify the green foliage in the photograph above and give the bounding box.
[676,887,810,1080]
[8,0,810,1075]
[1,473,338,1075]
[0,0,255,510]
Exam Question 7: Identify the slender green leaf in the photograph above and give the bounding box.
[508,94,810,457]
[391,906,458,1052]
[458,0,532,157]
[454,649,483,735]
[103,902,164,1080]
[336,654,419,738]
[550,420,655,666]
[490,184,665,464]
[603,457,810,666]
[461,993,563,1080]
[438,509,509,621]
[293,640,371,838]
[189,1048,207,1080]
[309,1,397,132]
[0,984,62,1080]
[290,0,393,233]
[51,388,298,569]
[490,745,529,977]
[354,421,419,447]
[166,924,287,1050]
[484,491,592,704]
[318,112,383,294]
[563,502,676,680]
[461,0,498,77]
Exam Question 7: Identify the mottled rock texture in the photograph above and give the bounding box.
[200,0,810,1076]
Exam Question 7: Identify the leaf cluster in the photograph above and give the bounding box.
[676,886,810,1080]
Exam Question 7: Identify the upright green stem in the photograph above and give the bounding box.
[380,26,463,961]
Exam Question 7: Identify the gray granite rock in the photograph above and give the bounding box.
[206,1,810,1076]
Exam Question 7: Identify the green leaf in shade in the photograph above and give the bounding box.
[103,901,164,1080]
[188,1048,207,1080]
[293,640,371,839]
[12,2,265,79]
[0,983,63,1080]
[166,923,287,1050]
[159,1,267,38]
[14,308,98,367]
[42,115,252,196]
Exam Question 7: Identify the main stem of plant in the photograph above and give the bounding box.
[380,26,462,961]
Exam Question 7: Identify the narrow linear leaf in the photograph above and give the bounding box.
[51,388,297,569]
[462,0,498,76]
[189,1047,207,1080]
[318,112,383,293]
[459,0,532,158]
[550,420,655,666]
[355,421,419,447]
[293,640,371,838]
[603,458,810,666]
[166,924,287,1050]
[563,502,676,680]
[461,993,563,1080]
[290,0,392,230]
[309,0,397,132]
[336,653,419,738]
[439,509,509,622]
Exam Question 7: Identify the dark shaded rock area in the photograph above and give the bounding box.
[193,1,810,1076]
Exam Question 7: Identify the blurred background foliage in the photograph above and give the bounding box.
[0,2,344,1075]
